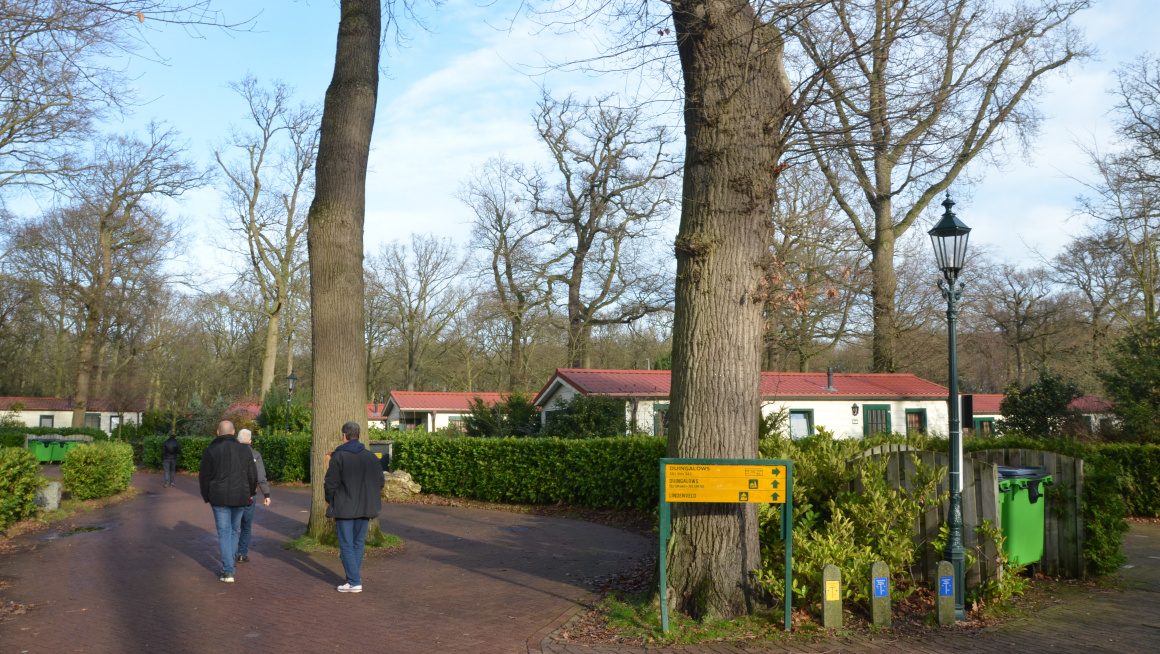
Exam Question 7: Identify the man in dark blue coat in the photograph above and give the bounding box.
[324,421,384,593]
[198,420,258,583]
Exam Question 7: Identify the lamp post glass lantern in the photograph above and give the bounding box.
[286,371,298,433]
[929,195,970,621]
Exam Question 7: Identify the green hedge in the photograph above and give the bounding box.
[60,442,134,500]
[0,447,45,532]
[0,426,108,448]
[392,434,666,511]
[143,432,311,482]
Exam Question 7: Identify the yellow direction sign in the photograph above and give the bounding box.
[664,463,787,503]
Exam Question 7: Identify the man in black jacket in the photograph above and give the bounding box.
[161,434,181,487]
[324,421,384,593]
[198,420,258,583]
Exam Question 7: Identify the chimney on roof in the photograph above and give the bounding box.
[826,367,836,391]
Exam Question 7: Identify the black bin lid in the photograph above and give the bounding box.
[997,465,1050,481]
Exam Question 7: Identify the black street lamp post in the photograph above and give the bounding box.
[286,371,298,433]
[929,195,971,621]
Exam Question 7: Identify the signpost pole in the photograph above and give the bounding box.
[659,461,670,634]
[784,462,793,631]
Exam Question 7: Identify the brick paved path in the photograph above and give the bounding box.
[541,522,1160,654]
[0,472,650,653]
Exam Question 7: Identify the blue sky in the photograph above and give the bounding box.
[102,0,1160,273]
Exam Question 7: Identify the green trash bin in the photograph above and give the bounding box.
[47,440,66,463]
[28,439,53,463]
[997,466,1053,568]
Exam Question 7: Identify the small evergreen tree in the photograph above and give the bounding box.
[540,394,627,439]
[464,393,540,437]
[1101,324,1160,442]
[258,387,312,433]
[998,371,1082,437]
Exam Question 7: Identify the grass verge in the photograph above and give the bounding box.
[284,530,403,557]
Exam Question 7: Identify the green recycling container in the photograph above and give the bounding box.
[28,439,53,463]
[47,440,66,463]
[997,466,1053,566]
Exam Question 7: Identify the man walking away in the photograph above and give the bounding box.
[199,420,257,583]
[236,428,271,564]
[162,434,181,488]
[324,421,384,593]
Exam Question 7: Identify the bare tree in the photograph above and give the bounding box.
[974,264,1063,383]
[215,78,318,399]
[793,0,1090,372]
[459,156,556,390]
[529,93,678,369]
[368,234,470,391]
[765,164,866,372]
[0,1,244,193]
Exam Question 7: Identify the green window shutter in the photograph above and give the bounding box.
[862,405,891,437]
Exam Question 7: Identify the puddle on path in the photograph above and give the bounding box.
[497,526,531,532]
[41,524,108,541]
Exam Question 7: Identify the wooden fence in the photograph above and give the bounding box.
[848,444,1086,587]
[848,444,1000,589]
[968,449,1086,579]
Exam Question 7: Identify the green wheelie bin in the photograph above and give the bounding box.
[997,466,1053,571]
[28,439,53,463]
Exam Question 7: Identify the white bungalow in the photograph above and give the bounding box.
[969,393,1115,435]
[372,391,506,431]
[0,396,145,433]
[532,368,953,439]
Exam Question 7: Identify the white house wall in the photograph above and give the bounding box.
[11,410,140,433]
[763,399,950,439]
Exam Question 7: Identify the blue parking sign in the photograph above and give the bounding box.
[873,577,888,597]
[939,576,953,597]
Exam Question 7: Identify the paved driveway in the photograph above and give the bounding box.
[0,472,650,653]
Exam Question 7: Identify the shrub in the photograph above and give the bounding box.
[0,447,45,532]
[61,442,135,500]
[464,392,539,437]
[541,394,627,439]
[143,432,312,482]
[998,371,1082,437]
[252,431,311,482]
[393,433,665,510]
[180,394,233,437]
[0,426,108,447]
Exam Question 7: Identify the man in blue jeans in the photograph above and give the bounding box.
[323,421,384,593]
[198,420,258,583]
[235,429,271,564]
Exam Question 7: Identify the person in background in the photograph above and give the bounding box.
[323,421,384,593]
[198,420,257,583]
[235,428,271,564]
[161,433,181,488]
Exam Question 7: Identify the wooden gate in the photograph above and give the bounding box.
[967,449,1086,579]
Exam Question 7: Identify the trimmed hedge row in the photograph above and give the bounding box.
[60,442,134,500]
[142,433,312,483]
[1,426,108,448]
[391,434,666,511]
[0,447,44,532]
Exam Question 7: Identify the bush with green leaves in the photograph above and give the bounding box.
[393,433,665,510]
[1101,324,1160,442]
[540,394,627,439]
[60,441,135,500]
[464,392,539,437]
[0,426,108,448]
[756,429,946,606]
[0,447,45,532]
[258,387,312,433]
[998,371,1083,437]
[143,432,311,482]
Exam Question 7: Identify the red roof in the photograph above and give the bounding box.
[972,394,1004,414]
[534,369,949,405]
[1069,394,1113,413]
[380,391,506,414]
[0,396,146,412]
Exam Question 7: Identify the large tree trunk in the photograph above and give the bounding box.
[259,307,281,398]
[71,312,100,427]
[869,202,897,373]
[508,314,523,391]
[667,0,790,621]
[306,0,380,542]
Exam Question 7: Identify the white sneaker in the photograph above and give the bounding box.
[336,583,362,593]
